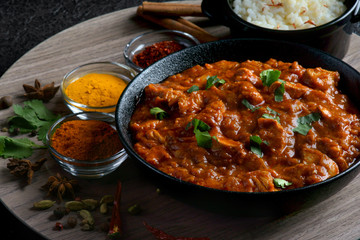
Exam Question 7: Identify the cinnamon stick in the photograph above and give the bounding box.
[141,1,204,17]
[137,7,218,43]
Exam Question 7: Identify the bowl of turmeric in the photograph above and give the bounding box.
[61,61,137,114]
[46,111,127,178]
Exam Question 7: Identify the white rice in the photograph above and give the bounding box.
[231,0,347,30]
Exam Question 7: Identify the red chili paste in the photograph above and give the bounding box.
[130,59,360,192]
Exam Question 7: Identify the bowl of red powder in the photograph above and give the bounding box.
[124,30,200,72]
[46,111,127,178]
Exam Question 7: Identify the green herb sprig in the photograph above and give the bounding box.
[150,107,168,120]
[249,135,269,157]
[293,112,321,136]
[205,76,226,90]
[242,99,260,112]
[0,136,46,159]
[187,85,199,93]
[186,119,217,148]
[8,99,61,143]
[260,69,286,102]
[273,178,292,189]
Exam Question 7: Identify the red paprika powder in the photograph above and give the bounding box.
[133,40,184,69]
[51,120,122,161]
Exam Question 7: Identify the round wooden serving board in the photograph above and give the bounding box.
[1,1,360,239]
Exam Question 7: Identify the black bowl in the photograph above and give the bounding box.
[115,38,360,216]
[201,0,360,59]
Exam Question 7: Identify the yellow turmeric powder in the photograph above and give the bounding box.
[65,73,127,107]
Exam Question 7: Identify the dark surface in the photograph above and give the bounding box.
[115,38,360,216]
[0,0,172,239]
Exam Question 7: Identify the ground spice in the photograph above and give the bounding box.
[51,120,122,161]
[65,73,127,107]
[133,40,184,69]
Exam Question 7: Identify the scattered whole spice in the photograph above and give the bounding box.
[23,79,59,102]
[143,221,210,240]
[7,158,47,184]
[42,173,78,202]
[65,73,127,108]
[108,182,122,239]
[53,222,64,231]
[0,95,13,109]
[50,120,123,161]
[133,40,184,69]
[33,200,56,210]
[53,206,69,219]
[127,203,142,215]
[67,216,78,228]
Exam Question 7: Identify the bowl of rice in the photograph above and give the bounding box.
[202,0,360,58]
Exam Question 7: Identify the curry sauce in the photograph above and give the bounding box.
[130,59,360,192]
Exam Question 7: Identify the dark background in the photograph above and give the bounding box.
[0,0,171,239]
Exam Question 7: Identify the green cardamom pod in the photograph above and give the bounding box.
[99,195,114,205]
[65,201,85,211]
[99,202,108,214]
[33,200,56,210]
[79,209,94,225]
[82,199,98,210]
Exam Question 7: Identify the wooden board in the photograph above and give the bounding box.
[1,1,360,239]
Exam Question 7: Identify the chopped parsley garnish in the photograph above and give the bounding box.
[250,135,269,157]
[186,119,217,148]
[260,69,281,87]
[150,107,168,120]
[292,112,321,136]
[274,80,286,102]
[187,85,199,93]
[241,99,260,112]
[273,178,292,189]
[205,75,226,90]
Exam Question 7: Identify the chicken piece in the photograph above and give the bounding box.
[300,68,340,92]
[237,81,264,105]
[317,137,348,171]
[248,170,276,192]
[258,118,287,155]
[145,84,185,107]
[301,148,339,178]
[234,68,262,87]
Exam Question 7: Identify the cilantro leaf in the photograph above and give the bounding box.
[260,69,281,87]
[261,114,280,123]
[266,107,280,116]
[194,129,215,148]
[186,119,216,149]
[187,85,200,93]
[8,100,61,143]
[273,178,292,189]
[293,112,321,135]
[0,136,46,159]
[274,80,286,102]
[250,135,268,157]
[205,76,226,90]
[150,107,168,120]
[242,99,260,112]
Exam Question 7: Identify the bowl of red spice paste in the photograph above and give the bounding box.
[46,111,127,178]
[124,30,200,72]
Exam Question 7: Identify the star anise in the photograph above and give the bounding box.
[23,79,60,102]
[7,158,47,184]
[42,173,78,202]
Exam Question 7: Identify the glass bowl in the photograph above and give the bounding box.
[61,61,137,114]
[124,30,200,72]
[46,111,127,178]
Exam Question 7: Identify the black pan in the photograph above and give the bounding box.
[115,38,360,216]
